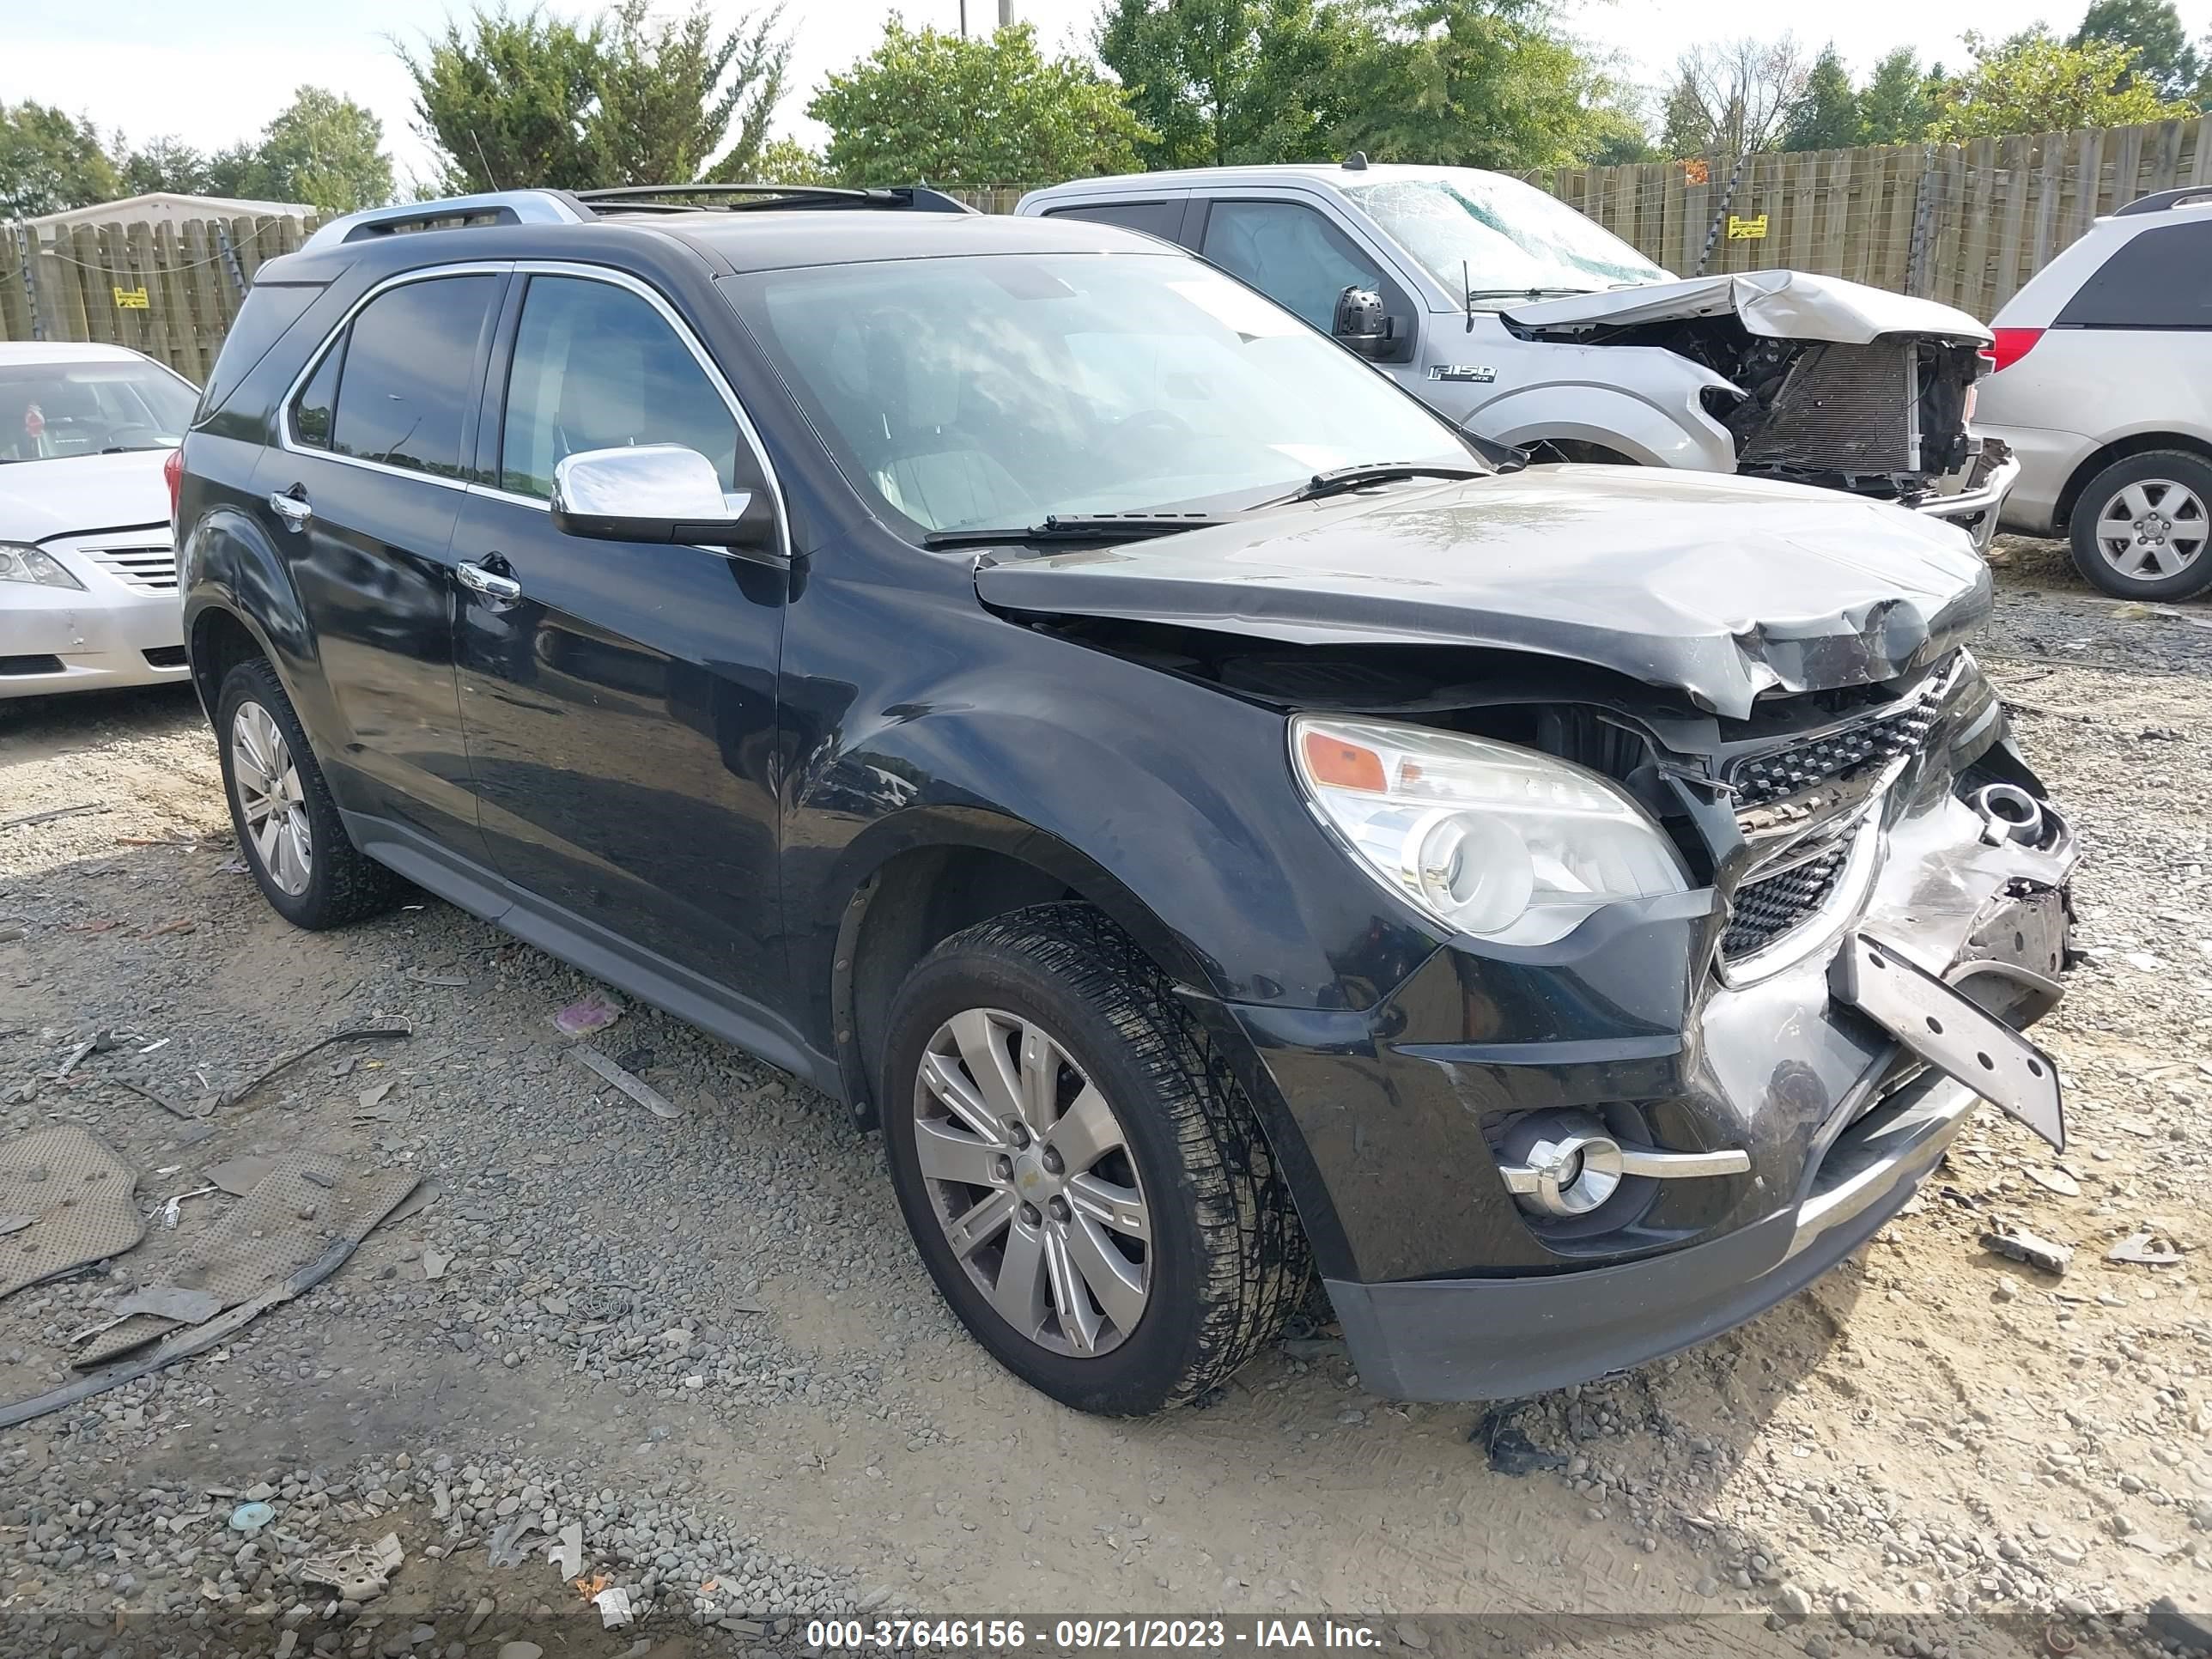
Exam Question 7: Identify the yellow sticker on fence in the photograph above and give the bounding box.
[112,285,149,309]
[1726,214,1768,240]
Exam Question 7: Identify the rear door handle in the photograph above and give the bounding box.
[268,488,312,531]
[457,560,522,602]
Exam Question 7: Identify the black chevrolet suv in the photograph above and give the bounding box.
[176,185,2077,1416]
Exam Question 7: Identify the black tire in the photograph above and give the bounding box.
[2067,449,2212,600]
[214,657,404,930]
[880,903,1308,1414]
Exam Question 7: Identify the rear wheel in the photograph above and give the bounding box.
[2068,450,2212,599]
[215,658,404,930]
[880,904,1307,1414]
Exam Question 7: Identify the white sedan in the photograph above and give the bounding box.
[1,342,198,698]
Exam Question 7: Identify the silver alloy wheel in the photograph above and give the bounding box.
[230,701,313,896]
[912,1008,1151,1357]
[2092,477,2208,580]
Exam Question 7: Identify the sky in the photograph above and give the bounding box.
[7,0,2212,190]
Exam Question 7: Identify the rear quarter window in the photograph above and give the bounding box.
[2056,222,2212,329]
[198,282,322,420]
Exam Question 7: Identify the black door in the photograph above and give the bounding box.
[264,269,506,860]
[453,270,789,1014]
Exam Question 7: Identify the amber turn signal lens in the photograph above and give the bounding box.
[1301,729,1387,793]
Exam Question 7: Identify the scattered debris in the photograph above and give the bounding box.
[216,854,249,874]
[487,1515,542,1569]
[0,1127,143,1302]
[206,1156,274,1197]
[228,1500,276,1531]
[357,1080,394,1112]
[406,969,470,988]
[220,1018,411,1108]
[107,1073,198,1122]
[547,1519,584,1578]
[1981,1227,2073,1275]
[422,1247,451,1282]
[495,1645,544,1659]
[593,1584,635,1629]
[1,802,104,831]
[2108,1231,2185,1267]
[112,1285,225,1322]
[2023,1166,2081,1197]
[551,992,623,1038]
[0,1215,33,1237]
[157,1185,216,1228]
[570,1045,681,1120]
[141,917,196,938]
[1470,1401,1568,1477]
[300,1532,404,1601]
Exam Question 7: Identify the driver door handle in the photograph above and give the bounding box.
[268,487,312,531]
[457,559,522,602]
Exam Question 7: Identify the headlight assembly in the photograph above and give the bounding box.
[0,543,83,589]
[1291,715,1690,945]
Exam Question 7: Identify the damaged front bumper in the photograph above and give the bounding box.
[1911,442,2019,556]
[1228,708,2075,1402]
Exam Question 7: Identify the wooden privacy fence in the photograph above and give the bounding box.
[4,118,2206,375]
[0,214,320,384]
[1524,116,2209,321]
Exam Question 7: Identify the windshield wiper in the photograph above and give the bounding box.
[1462,286,1604,302]
[1261,463,1487,507]
[921,511,1237,548]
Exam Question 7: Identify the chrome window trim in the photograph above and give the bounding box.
[275,261,512,494]
[480,260,792,562]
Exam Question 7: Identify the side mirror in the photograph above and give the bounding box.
[550,445,779,554]
[1333,285,1395,360]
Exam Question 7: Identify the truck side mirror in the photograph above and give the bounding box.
[1332,286,1395,360]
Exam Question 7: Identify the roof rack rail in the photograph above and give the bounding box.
[2114,185,2212,216]
[303,190,592,250]
[572,183,979,216]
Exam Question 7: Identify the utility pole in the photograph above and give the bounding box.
[999,0,1013,24]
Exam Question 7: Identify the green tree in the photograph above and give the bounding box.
[1335,0,1627,168]
[0,102,119,218]
[811,20,1149,187]
[399,6,605,192]
[1097,0,1362,170]
[240,88,394,211]
[738,137,832,185]
[1858,46,1936,143]
[1780,45,1861,149]
[1929,27,2192,138]
[595,0,792,185]
[2071,0,2202,99]
[118,137,213,197]
[1656,36,1809,159]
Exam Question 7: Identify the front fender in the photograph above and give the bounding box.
[1473,370,1736,472]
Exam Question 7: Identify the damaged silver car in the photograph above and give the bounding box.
[1019,162,2017,550]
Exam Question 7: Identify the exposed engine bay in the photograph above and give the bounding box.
[1517,315,1988,504]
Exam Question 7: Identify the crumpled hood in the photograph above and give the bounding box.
[973,467,1992,720]
[1504,269,1991,346]
[0,450,173,544]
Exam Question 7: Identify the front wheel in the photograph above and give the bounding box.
[2068,451,2212,599]
[880,904,1308,1414]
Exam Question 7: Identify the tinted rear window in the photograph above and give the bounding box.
[1044,201,1182,240]
[198,282,320,420]
[331,275,498,476]
[2057,222,2212,329]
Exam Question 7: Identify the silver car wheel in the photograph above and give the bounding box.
[2092,477,2208,580]
[913,1007,1152,1357]
[231,701,313,896]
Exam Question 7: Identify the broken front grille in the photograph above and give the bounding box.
[1722,820,1863,960]
[1723,665,1954,809]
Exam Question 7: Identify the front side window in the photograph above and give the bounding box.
[499,276,743,501]
[1200,201,1386,331]
[327,274,499,477]
[1345,173,1671,305]
[0,357,198,464]
[733,252,1473,536]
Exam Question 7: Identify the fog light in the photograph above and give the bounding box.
[1497,1109,1751,1218]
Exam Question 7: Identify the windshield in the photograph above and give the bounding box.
[0,357,198,463]
[1345,175,1672,306]
[729,252,1476,536]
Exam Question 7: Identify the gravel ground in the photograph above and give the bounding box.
[2,538,2210,1658]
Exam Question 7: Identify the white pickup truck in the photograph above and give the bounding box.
[1019,161,2017,549]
